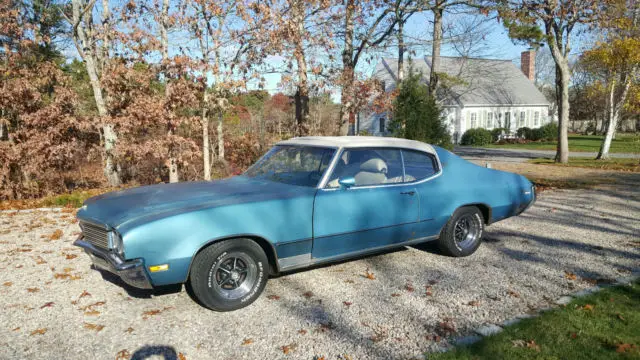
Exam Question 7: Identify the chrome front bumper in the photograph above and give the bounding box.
[74,238,153,289]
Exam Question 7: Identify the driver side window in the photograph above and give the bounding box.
[326,148,402,188]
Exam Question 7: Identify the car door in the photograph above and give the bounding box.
[311,148,420,260]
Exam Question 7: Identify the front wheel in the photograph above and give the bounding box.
[438,206,484,257]
[189,238,268,311]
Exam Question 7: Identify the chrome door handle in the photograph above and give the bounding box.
[400,191,415,196]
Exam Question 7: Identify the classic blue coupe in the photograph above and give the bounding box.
[75,136,535,311]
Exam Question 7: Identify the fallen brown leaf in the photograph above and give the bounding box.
[115,349,131,360]
[344,279,355,284]
[27,287,40,293]
[425,286,433,296]
[34,256,47,265]
[40,302,54,309]
[526,340,541,351]
[302,291,314,299]
[298,329,307,335]
[3,281,12,287]
[581,304,594,311]
[391,293,400,297]
[178,353,187,360]
[83,322,105,332]
[241,338,253,346]
[80,301,106,311]
[142,306,173,319]
[617,313,625,321]
[65,254,78,260]
[405,283,415,292]
[437,318,456,335]
[30,328,47,336]
[468,300,481,307]
[12,327,20,331]
[281,343,297,354]
[616,343,637,353]
[124,327,134,333]
[267,294,281,300]
[363,268,376,280]
[343,301,352,307]
[507,290,520,298]
[84,310,100,316]
[48,229,63,240]
[564,271,577,281]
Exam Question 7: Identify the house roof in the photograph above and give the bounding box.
[373,56,549,107]
[277,136,436,154]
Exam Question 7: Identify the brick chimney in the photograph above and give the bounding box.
[521,49,535,82]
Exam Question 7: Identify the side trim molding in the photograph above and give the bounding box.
[278,235,438,272]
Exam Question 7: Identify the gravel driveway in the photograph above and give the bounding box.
[1,185,638,360]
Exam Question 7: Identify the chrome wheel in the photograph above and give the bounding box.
[453,214,480,250]
[210,252,258,300]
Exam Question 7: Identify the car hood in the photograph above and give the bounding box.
[77,176,312,230]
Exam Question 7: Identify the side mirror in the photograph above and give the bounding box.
[338,176,356,189]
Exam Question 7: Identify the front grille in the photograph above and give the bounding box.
[80,222,110,250]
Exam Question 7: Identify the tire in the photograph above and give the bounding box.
[189,238,269,311]
[438,206,484,257]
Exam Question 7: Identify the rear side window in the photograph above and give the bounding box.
[402,150,439,182]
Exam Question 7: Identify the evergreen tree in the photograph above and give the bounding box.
[391,71,452,149]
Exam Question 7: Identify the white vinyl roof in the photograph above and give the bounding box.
[277,136,437,155]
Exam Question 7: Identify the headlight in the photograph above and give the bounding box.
[109,231,124,257]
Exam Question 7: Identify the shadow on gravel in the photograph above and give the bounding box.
[131,345,178,360]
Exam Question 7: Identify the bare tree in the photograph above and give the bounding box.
[65,0,121,186]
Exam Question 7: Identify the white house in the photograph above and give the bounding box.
[357,50,551,144]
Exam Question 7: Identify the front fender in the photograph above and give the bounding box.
[119,193,315,286]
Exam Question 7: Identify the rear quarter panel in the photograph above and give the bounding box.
[414,147,530,236]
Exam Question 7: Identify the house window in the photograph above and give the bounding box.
[487,112,493,128]
[519,111,526,127]
[470,112,477,128]
[534,111,540,126]
[504,112,511,129]
[497,113,502,128]
[379,118,385,133]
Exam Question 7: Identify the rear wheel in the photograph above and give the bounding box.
[189,238,268,311]
[438,206,484,257]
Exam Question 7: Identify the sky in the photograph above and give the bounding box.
[258,10,537,102]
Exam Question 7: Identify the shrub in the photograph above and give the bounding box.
[460,128,493,146]
[392,70,453,150]
[530,128,544,141]
[540,122,558,140]
[491,128,506,142]
[517,127,533,140]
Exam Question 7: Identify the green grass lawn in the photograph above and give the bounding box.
[428,281,640,360]
[483,134,640,154]
[529,158,640,172]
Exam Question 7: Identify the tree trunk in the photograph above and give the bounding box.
[217,112,224,160]
[555,63,570,164]
[160,0,178,183]
[293,0,310,136]
[597,72,633,160]
[597,79,616,160]
[397,11,404,83]
[71,0,121,186]
[202,91,211,180]
[429,6,443,96]
[339,0,355,136]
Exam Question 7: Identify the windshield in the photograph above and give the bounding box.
[245,145,336,187]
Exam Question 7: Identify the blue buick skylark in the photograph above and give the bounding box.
[75,136,535,311]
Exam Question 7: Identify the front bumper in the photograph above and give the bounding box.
[74,238,153,289]
[516,184,536,215]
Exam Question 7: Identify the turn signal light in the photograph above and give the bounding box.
[149,264,169,272]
